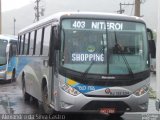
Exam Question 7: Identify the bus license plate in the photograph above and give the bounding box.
[100,108,116,114]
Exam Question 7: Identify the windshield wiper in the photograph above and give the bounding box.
[114,31,134,78]
[82,34,107,80]
[82,22,109,81]
[82,46,105,80]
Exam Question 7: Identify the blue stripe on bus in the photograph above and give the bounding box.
[66,79,106,93]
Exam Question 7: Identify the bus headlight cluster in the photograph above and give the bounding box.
[134,84,149,96]
[0,69,6,73]
[61,84,80,96]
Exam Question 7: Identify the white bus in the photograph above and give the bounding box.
[0,35,17,82]
[17,12,153,116]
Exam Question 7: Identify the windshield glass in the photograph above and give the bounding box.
[0,39,8,65]
[61,19,148,75]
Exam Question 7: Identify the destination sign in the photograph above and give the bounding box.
[72,20,123,31]
[72,53,104,62]
[62,19,139,31]
[72,20,123,30]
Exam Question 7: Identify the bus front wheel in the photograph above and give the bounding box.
[42,86,53,114]
[22,75,30,101]
[11,70,16,82]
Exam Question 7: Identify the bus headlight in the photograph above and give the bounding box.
[134,84,149,96]
[0,69,6,73]
[61,84,80,96]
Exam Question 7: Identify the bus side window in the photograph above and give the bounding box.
[36,29,42,55]
[33,30,37,55]
[19,35,23,55]
[27,33,31,55]
[43,26,51,56]
[29,31,35,55]
[20,35,25,55]
[22,34,26,55]
[24,33,29,55]
[19,35,22,55]
[40,28,45,55]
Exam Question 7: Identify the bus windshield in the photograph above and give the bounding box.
[60,19,148,75]
[0,39,8,65]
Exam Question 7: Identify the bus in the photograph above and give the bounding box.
[17,12,152,116]
[0,35,17,82]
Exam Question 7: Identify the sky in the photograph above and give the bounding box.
[2,0,33,12]
[1,0,158,34]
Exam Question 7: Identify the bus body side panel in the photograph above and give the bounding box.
[17,56,49,101]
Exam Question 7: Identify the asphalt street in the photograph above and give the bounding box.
[0,73,159,120]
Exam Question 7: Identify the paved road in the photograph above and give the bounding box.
[0,74,159,120]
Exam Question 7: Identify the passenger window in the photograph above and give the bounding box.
[40,28,45,55]
[33,30,37,55]
[29,32,35,55]
[22,34,26,54]
[43,26,51,56]
[21,35,25,55]
[36,29,42,55]
[25,33,30,55]
[18,36,22,55]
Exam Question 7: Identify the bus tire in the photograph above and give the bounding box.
[11,70,16,82]
[22,75,30,101]
[42,85,53,114]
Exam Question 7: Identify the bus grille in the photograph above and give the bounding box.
[81,101,131,111]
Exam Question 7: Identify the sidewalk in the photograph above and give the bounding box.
[148,99,159,113]
[148,73,158,113]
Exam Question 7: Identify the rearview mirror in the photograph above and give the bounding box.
[147,28,153,40]
[149,40,156,58]
[147,28,156,59]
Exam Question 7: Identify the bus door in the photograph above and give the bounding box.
[49,25,59,105]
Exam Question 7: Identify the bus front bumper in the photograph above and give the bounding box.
[54,88,148,113]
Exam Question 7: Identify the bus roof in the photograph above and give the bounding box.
[0,34,18,41]
[19,12,145,34]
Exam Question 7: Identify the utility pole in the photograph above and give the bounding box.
[0,0,2,34]
[156,0,160,104]
[34,0,45,22]
[117,3,134,14]
[134,0,141,17]
[118,0,144,17]
[13,18,16,35]
[34,0,40,21]
[117,3,124,14]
